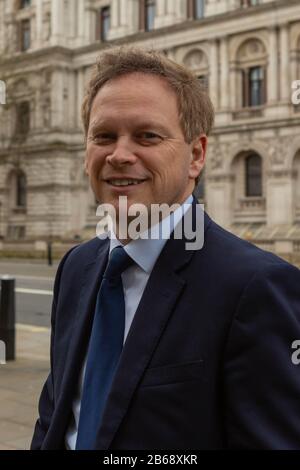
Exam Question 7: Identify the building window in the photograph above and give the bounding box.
[242,66,265,107]
[139,0,156,31]
[145,0,156,31]
[245,154,262,197]
[187,0,205,19]
[8,170,27,213]
[19,0,31,8]
[19,19,31,51]
[249,67,264,106]
[197,74,208,91]
[16,172,27,207]
[241,0,260,6]
[15,101,30,135]
[7,225,26,240]
[97,6,110,41]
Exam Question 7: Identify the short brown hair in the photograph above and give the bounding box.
[81,46,214,184]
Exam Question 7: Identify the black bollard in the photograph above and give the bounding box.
[0,276,15,361]
[47,240,53,266]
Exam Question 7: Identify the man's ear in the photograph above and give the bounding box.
[189,135,207,180]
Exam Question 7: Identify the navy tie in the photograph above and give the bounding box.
[76,246,134,450]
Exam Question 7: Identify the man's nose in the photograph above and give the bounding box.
[106,138,137,166]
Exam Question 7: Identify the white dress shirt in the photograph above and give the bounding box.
[65,194,193,449]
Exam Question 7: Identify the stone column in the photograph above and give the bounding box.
[35,0,43,48]
[290,50,299,86]
[155,0,184,27]
[85,5,96,43]
[155,0,167,28]
[268,27,278,103]
[77,68,84,129]
[156,0,166,17]
[69,0,77,39]
[111,0,120,28]
[220,36,229,110]
[109,0,137,39]
[120,0,128,26]
[77,0,86,45]
[51,69,64,128]
[209,39,219,109]
[279,23,290,102]
[34,88,42,130]
[229,63,238,110]
[266,170,293,225]
[51,0,64,46]
[108,0,120,39]
[165,0,175,23]
[206,174,234,229]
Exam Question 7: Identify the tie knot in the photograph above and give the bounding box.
[104,246,133,280]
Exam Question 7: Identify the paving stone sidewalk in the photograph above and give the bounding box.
[0,324,50,450]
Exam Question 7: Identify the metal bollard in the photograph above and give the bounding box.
[0,276,15,361]
[47,240,53,266]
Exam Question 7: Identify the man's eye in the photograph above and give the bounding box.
[139,132,161,141]
[92,133,114,143]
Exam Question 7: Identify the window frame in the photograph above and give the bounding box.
[15,101,30,136]
[19,18,31,52]
[144,0,156,32]
[245,153,263,197]
[96,5,111,42]
[16,172,27,208]
[187,0,205,20]
[19,0,31,9]
[242,65,266,108]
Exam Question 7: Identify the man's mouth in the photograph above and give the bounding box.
[105,179,146,187]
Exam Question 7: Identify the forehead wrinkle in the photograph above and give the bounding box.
[89,75,181,135]
[89,111,173,135]
[92,94,174,118]
[91,76,179,115]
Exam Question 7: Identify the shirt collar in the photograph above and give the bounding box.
[109,194,193,273]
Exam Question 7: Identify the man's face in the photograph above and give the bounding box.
[85,72,206,218]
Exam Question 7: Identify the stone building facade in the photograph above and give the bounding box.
[0,0,299,259]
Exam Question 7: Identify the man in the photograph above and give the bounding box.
[31,46,300,450]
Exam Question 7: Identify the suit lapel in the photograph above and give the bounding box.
[45,239,110,447]
[95,200,205,449]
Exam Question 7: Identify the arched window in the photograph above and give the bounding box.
[8,170,27,210]
[183,50,209,91]
[15,101,30,135]
[237,39,267,108]
[16,172,27,207]
[245,154,262,197]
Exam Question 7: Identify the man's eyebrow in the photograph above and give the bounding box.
[89,121,108,133]
[88,119,170,135]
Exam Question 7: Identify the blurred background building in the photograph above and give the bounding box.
[0,0,299,264]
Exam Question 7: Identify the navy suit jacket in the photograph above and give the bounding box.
[31,199,300,449]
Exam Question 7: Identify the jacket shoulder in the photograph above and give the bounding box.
[203,216,297,276]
